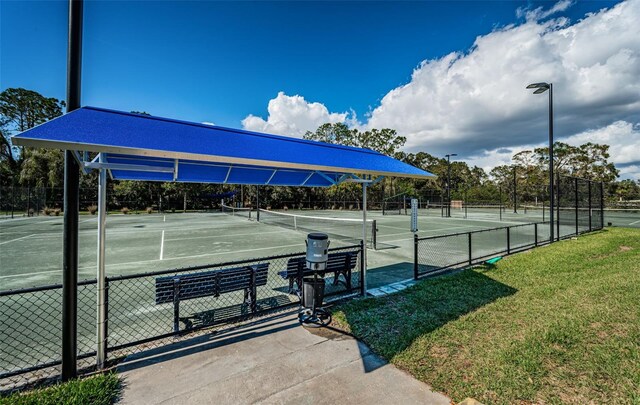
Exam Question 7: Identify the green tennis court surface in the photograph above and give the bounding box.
[0,209,552,291]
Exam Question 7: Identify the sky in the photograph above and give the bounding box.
[1,0,639,179]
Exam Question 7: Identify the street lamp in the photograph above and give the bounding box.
[526,82,554,242]
[445,153,457,218]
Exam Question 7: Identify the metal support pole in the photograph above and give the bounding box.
[413,233,418,280]
[600,182,604,228]
[574,177,579,235]
[96,153,107,369]
[256,185,260,222]
[10,178,14,219]
[499,187,503,221]
[588,181,592,232]
[513,166,517,214]
[62,0,82,382]
[534,223,538,247]
[447,156,451,218]
[27,185,31,216]
[548,84,555,243]
[556,173,560,241]
[468,233,472,265]
[361,182,368,296]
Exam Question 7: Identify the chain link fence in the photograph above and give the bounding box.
[1,243,362,391]
[415,176,604,278]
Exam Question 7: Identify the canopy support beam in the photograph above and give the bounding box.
[362,180,368,296]
[96,153,107,369]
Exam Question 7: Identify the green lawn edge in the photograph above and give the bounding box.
[333,228,640,404]
[0,373,121,405]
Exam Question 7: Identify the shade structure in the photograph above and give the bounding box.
[12,107,434,185]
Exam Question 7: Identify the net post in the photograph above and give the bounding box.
[413,233,419,280]
[575,177,579,235]
[468,232,472,266]
[256,186,260,222]
[506,227,511,255]
[534,223,538,247]
[372,219,377,250]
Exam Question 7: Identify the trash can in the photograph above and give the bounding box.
[302,277,325,309]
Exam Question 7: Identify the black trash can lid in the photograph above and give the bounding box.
[307,233,328,240]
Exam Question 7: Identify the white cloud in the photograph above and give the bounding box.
[241,92,349,138]
[517,0,575,21]
[242,1,640,179]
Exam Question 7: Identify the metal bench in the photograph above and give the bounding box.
[278,252,357,294]
[156,263,269,332]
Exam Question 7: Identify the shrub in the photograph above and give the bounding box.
[121,207,130,215]
[88,205,98,215]
[28,208,35,216]
[146,207,153,214]
[54,208,61,216]
[43,207,52,216]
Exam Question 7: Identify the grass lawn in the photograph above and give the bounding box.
[333,227,640,404]
[0,373,121,405]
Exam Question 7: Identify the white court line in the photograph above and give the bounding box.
[164,229,288,242]
[0,233,35,245]
[160,230,165,260]
[80,217,97,223]
[0,269,59,279]
[630,219,640,225]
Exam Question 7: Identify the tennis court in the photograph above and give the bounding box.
[0,207,539,291]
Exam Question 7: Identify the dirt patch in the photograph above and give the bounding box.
[619,245,632,251]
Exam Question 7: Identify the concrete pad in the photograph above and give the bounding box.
[367,288,386,297]
[118,311,450,405]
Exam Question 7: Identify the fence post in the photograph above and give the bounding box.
[468,233,472,266]
[104,278,109,361]
[507,227,511,254]
[413,234,419,280]
[173,278,181,334]
[574,177,579,235]
[589,180,593,232]
[600,182,604,228]
[556,173,560,241]
[534,223,538,247]
[359,240,366,296]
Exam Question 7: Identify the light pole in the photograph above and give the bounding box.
[526,82,554,242]
[445,153,457,217]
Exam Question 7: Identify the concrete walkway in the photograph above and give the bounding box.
[118,310,450,404]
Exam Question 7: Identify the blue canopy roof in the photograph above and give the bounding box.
[12,107,434,186]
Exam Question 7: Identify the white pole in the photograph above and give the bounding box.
[362,181,368,296]
[96,153,107,368]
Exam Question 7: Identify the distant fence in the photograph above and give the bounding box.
[414,176,604,278]
[0,243,363,391]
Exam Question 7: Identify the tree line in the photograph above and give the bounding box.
[1,88,638,214]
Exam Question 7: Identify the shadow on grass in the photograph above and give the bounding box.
[335,267,517,361]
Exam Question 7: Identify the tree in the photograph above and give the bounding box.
[0,88,65,187]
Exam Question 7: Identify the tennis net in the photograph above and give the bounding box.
[221,204,253,219]
[258,208,376,248]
